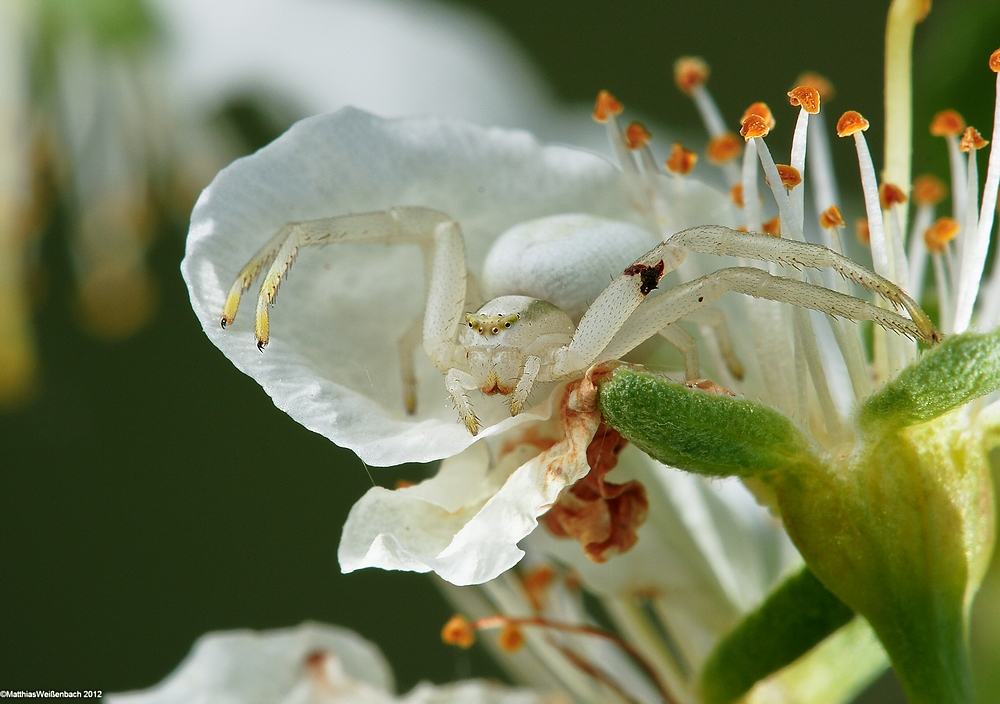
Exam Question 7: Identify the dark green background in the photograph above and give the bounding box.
[2,0,999,701]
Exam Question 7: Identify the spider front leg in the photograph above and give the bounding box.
[597,266,937,367]
[666,225,939,343]
[221,206,466,355]
[221,207,470,420]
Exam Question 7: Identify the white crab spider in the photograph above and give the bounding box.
[220,207,939,435]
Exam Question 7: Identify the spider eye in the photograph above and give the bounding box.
[468,322,473,327]
[492,327,500,334]
[504,322,511,328]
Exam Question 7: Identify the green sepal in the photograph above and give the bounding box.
[596,367,820,478]
[858,328,1000,441]
[698,567,854,704]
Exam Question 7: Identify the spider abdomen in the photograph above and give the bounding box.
[481,214,658,320]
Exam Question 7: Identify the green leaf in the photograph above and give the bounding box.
[698,567,855,704]
[597,367,820,478]
[858,328,1000,441]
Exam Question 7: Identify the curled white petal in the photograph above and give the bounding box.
[184,108,636,466]
[339,382,603,586]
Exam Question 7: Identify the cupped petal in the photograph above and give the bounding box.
[105,622,394,704]
[184,108,637,466]
[339,380,602,585]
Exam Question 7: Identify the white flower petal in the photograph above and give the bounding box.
[184,108,636,466]
[339,382,602,585]
[105,622,394,704]
[106,622,546,704]
[156,0,556,130]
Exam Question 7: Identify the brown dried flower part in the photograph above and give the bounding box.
[665,142,698,174]
[740,102,776,130]
[674,56,710,95]
[625,122,652,150]
[856,218,871,244]
[498,624,525,653]
[762,216,782,238]
[912,174,947,206]
[774,164,803,190]
[959,126,988,152]
[794,72,835,101]
[819,205,845,230]
[729,183,745,208]
[542,424,648,563]
[924,217,960,253]
[523,565,556,611]
[930,109,966,137]
[592,90,624,123]
[836,111,869,137]
[740,114,771,141]
[707,132,742,163]
[442,615,476,648]
[990,48,1000,73]
[879,183,907,209]
[787,85,821,114]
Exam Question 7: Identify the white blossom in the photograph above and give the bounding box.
[106,622,545,704]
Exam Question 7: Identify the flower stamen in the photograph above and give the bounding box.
[455,614,678,704]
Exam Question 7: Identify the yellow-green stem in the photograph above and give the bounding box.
[884,0,928,237]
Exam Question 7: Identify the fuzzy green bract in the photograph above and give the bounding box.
[597,330,1000,704]
[858,328,1000,439]
[596,368,821,478]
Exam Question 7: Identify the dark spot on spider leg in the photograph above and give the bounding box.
[622,259,666,296]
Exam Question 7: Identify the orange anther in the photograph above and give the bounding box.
[879,183,907,209]
[930,110,966,137]
[394,479,415,489]
[625,122,652,149]
[836,111,869,137]
[774,164,802,190]
[707,132,742,163]
[665,142,698,174]
[524,565,555,611]
[593,90,624,123]
[856,218,870,244]
[912,174,947,206]
[762,216,781,238]
[674,57,710,95]
[729,183,745,208]
[740,102,775,130]
[794,72,835,101]
[498,624,525,653]
[959,126,988,152]
[990,48,1000,73]
[736,226,749,232]
[819,205,845,229]
[442,615,476,648]
[740,114,770,140]
[924,217,960,253]
[787,86,821,114]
